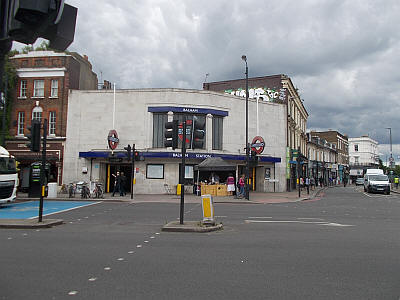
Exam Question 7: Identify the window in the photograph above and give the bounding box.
[354,157,359,164]
[354,144,358,152]
[51,80,58,98]
[212,116,223,150]
[33,80,44,97]
[146,164,164,179]
[152,113,168,148]
[17,112,25,135]
[32,106,43,121]
[49,111,56,135]
[19,80,27,98]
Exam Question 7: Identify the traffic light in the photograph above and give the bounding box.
[164,120,178,149]
[192,118,205,149]
[250,150,259,167]
[134,151,140,161]
[26,119,41,152]
[5,0,77,51]
[124,144,132,161]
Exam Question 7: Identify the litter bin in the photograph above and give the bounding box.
[47,182,57,198]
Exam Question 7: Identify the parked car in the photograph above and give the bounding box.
[355,178,364,186]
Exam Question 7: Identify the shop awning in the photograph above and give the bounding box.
[194,157,236,171]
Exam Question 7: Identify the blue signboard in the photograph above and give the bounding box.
[148,106,229,117]
[79,151,281,163]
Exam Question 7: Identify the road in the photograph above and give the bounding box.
[1,186,400,299]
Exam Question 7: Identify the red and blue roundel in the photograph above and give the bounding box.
[107,129,119,150]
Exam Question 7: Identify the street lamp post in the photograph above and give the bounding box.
[386,127,394,169]
[242,55,250,200]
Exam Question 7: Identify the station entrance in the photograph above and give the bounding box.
[106,164,133,193]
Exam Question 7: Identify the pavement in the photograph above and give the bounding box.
[1,186,326,230]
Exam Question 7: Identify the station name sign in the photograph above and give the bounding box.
[148,106,228,117]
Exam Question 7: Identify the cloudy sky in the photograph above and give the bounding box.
[13,0,400,160]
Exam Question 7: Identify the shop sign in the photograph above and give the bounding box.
[250,136,265,154]
[107,129,119,150]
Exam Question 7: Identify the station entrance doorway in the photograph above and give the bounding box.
[106,164,132,193]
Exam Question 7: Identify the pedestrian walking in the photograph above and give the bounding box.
[120,172,127,196]
[112,171,121,196]
[394,176,399,189]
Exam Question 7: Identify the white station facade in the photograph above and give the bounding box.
[63,88,287,194]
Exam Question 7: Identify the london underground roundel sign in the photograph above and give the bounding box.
[107,129,119,150]
[251,136,265,154]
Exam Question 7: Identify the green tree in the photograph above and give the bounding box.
[378,159,387,174]
[0,51,18,146]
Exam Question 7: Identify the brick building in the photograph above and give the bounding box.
[6,50,97,190]
[203,74,308,191]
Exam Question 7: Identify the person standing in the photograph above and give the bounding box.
[238,174,245,198]
[305,176,310,194]
[120,172,127,196]
[226,173,235,196]
[112,171,121,196]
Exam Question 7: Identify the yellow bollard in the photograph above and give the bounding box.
[176,184,181,195]
[201,194,215,225]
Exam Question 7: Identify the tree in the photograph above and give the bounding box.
[378,159,387,174]
[0,51,17,146]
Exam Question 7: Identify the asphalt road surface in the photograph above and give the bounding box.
[1,186,399,300]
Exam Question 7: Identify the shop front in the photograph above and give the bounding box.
[5,140,63,192]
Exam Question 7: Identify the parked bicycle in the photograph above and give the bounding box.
[91,182,104,199]
[81,182,90,199]
[68,183,76,198]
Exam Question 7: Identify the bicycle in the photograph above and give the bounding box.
[60,184,68,194]
[81,183,90,199]
[68,183,76,198]
[91,182,104,199]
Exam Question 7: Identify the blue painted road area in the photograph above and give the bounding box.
[0,201,98,219]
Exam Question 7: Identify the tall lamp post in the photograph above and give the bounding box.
[241,55,250,200]
[386,127,394,169]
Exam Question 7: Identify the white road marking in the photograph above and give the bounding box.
[245,220,326,224]
[297,218,325,220]
[104,267,111,271]
[155,233,160,235]
[117,258,124,261]
[144,240,149,243]
[68,291,78,295]
[245,220,354,227]
[27,202,102,220]
[7,237,12,240]
[215,216,228,218]
[318,223,354,227]
[248,216,273,219]
[150,236,155,239]
[137,245,142,248]
[128,251,135,254]
[88,277,97,282]
[22,233,28,236]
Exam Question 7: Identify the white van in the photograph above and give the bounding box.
[0,146,19,204]
[363,169,390,194]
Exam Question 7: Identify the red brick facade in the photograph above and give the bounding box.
[6,51,97,189]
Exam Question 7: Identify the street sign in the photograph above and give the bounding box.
[250,136,265,154]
